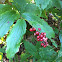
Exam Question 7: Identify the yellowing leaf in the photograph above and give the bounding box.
[0,52,3,60]
[0,55,2,60]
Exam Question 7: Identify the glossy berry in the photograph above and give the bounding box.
[40,39,43,41]
[36,31,39,35]
[43,45,46,48]
[40,35,43,38]
[44,32,46,36]
[38,28,41,31]
[29,28,33,32]
[41,32,44,35]
[37,36,40,39]
[43,35,45,37]
[41,43,44,46]
[32,28,36,31]
[37,39,40,41]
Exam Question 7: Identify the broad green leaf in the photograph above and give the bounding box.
[59,30,62,43]
[35,0,51,10]
[52,0,61,9]
[24,41,37,55]
[36,41,41,50]
[13,0,32,13]
[21,53,31,62]
[59,1,62,8]
[39,46,57,61]
[0,10,20,37]
[12,0,40,15]
[35,0,61,10]
[46,0,61,9]
[25,4,40,15]
[21,13,55,38]
[24,41,40,59]
[0,4,12,14]
[6,19,26,59]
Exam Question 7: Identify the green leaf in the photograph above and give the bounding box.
[21,53,31,62]
[58,43,62,58]
[24,4,40,15]
[0,48,5,53]
[35,0,61,10]
[56,57,62,62]
[21,13,55,38]
[24,41,40,59]
[59,30,62,43]
[39,46,57,61]
[52,0,61,9]
[6,19,26,59]
[0,10,20,37]
[59,0,62,8]
[36,41,41,50]
[12,0,40,15]
[13,0,32,13]
[14,54,18,62]
[58,48,62,58]
[41,10,48,19]
[24,41,37,55]
[50,39,57,47]
[35,0,51,10]
[0,4,12,14]
[46,0,62,9]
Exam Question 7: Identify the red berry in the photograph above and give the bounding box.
[40,35,43,38]
[37,36,40,39]
[36,31,39,35]
[43,45,46,48]
[38,28,41,31]
[32,28,36,31]
[44,32,46,36]
[41,32,44,35]
[43,35,45,37]
[41,43,44,46]
[40,39,43,41]
[29,28,33,32]
[37,39,40,41]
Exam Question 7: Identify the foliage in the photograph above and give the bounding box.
[0,0,62,61]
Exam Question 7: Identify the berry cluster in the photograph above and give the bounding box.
[29,28,48,48]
